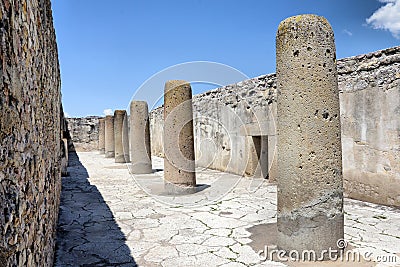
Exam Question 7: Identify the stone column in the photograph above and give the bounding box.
[267,135,277,181]
[130,101,152,173]
[98,118,105,154]
[104,115,115,158]
[114,110,130,163]
[276,15,343,256]
[61,138,69,177]
[164,80,196,194]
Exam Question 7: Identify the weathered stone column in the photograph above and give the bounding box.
[104,115,115,158]
[130,101,152,173]
[114,110,130,163]
[98,118,105,154]
[61,138,69,177]
[276,15,344,256]
[164,80,196,194]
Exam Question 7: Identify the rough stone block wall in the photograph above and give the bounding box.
[66,116,100,151]
[149,74,276,177]
[0,0,62,266]
[149,46,400,207]
[338,46,400,206]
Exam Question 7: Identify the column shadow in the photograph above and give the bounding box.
[54,152,137,267]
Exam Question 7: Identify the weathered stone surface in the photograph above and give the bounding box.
[55,151,400,266]
[67,116,100,151]
[338,47,400,207]
[130,101,152,173]
[71,46,399,206]
[105,115,115,158]
[148,46,400,207]
[61,138,69,176]
[114,110,130,163]
[276,14,343,255]
[0,0,62,265]
[150,75,278,180]
[98,118,105,154]
[164,80,196,193]
[54,152,136,266]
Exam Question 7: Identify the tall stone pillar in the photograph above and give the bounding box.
[104,115,115,158]
[98,118,105,154]
[164,80,196,194]
[114,110,130,163]
[130,101,152,173]
[276,15,344,256]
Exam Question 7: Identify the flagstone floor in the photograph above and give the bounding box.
[54,152,400,267]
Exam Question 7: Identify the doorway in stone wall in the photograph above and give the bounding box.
[246,136,269,179]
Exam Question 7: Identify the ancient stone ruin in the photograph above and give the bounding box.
[1,0,399,266]
[163,80,197,194]
[0,0,63,265]
[276,14,344,256]
[114,110,130,163]
[98,118,105,154]
[130,101,152,174]
[104,115,115,158]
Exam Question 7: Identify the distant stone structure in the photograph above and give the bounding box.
[98,118,105,154]
[105,115,115,158]
[276,15,344,255]
[67,116,100,151]
[0,0,63,265]
[114,110,130,163]
[146,46,400,207]
[164,80,197,193]
[130,101,152,173]
[66,48,399,207]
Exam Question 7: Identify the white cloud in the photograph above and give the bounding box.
[343,29,353,36]
[366,0,400,39]
[64,112,70,118]
[103,109,113,116]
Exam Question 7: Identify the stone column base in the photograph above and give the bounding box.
[164,182,196,195]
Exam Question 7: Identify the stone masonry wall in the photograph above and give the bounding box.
[66,117,100,152]
[338,46,400,206]
[150,74,277,177]
[69,46,400,207]
[149,46,400,207]
[0,0,62,266]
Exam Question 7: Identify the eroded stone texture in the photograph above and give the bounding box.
[0,0,62,265]
[130,101,152,173]
[276,15,344,255]
[337,47,400,207]
[164,80,196,193]
[61,138,69,177]
[98,118,105,154]
[66,116,100,151]
[105,115,115,158]
[114,110,130,163]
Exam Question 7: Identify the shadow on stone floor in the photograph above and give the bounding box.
[54,152,137,267]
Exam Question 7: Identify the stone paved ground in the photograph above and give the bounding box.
[55,152,400,267]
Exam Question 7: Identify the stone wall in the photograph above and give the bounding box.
[66,116,100,151]
[149,46,400,207]
[69,46,400,207]
[338,46,400,206]
[149,75,277,178]
[0,0,62,266]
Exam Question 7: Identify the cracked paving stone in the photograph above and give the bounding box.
[202,236,236,247]
[175,243,210,256]
[212,247,238,260]
[55,152,400,267]
[143,245,179,263]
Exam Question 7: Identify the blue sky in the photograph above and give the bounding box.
[52,0,400,117]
